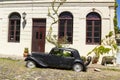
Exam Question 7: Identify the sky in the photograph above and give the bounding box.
[117,0,120,28]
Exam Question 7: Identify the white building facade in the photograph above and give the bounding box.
[0,0,115,58]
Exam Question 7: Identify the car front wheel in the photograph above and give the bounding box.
[26,61,36,68]
[73,63,83,72]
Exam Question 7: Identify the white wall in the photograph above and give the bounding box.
[0,0,115,58]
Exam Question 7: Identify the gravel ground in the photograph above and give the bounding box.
[0,58,120,80]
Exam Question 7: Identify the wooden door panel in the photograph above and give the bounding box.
[32,19,46,52]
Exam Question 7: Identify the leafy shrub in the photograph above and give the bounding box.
[24,48,29,53]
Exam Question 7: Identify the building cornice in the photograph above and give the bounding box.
[0,0,115,2]
[0,1,115,8]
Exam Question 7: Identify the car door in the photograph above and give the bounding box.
[60,56,74,68]
[59,50,75,68]
[45,54,62,68]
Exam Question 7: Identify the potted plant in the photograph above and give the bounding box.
[101,56,116,65]
[87,45,111,64]
[23,48,29,57]
[92,56,99,64]
[87,31,118,63]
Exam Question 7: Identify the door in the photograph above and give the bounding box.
[45,54,62,68]
[32,19,46,52]
[60,57,74,68]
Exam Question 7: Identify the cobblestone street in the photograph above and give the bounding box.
[0,58,120,80]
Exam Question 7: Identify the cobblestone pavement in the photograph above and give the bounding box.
[0,58,120,80]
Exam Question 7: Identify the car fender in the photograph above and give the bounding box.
[74,59,84,64]
[73,59,87,71]
[84,56,92,66]
[25,56,48,67]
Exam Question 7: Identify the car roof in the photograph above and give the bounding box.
[53,47,77,51]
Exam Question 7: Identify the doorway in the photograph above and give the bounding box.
[32,18,46,52]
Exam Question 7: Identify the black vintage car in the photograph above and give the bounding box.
[24,47,91,72]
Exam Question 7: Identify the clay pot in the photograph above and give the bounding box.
[23,52,28,57]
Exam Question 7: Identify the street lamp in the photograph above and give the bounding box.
[22,12,27,29]
[22,12,26,20]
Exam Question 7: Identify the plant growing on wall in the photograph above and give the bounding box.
[46,0,67,48]
[114,0,119,34]
[88,46,111,58]
[88,31,118,59]
[102,31,118,55]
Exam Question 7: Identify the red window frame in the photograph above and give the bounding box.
[58,12,73,44]
[86,12,101,45]
[8,13,21,42]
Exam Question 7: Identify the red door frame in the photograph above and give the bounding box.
[32,18,46,52]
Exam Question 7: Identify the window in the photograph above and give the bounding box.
[63,50,73,57]
[8,12,21,42]
[58,12,73,44]
[86,12,101,44]
[50,48,63,56]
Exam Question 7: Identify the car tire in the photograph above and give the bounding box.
[26,61,36,68]
[73,63,83,72]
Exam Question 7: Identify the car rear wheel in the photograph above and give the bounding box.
[26,61,36,68]
[73,63,83,72]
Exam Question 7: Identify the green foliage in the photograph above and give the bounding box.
[88,31,117,58]
[53,50,63,56]
[52,49,71,57]
[105,31,113,38]
[102,31,118,55]
[62,51,71,57]
[46,0,67,48]
[24,48,29,53]
[88,46,111,58]
[114,0,118,9]
[114,0,119,34]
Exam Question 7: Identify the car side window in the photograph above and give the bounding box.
[62,50,73,57]
[50,48,73,57]
[51,49,63,56]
